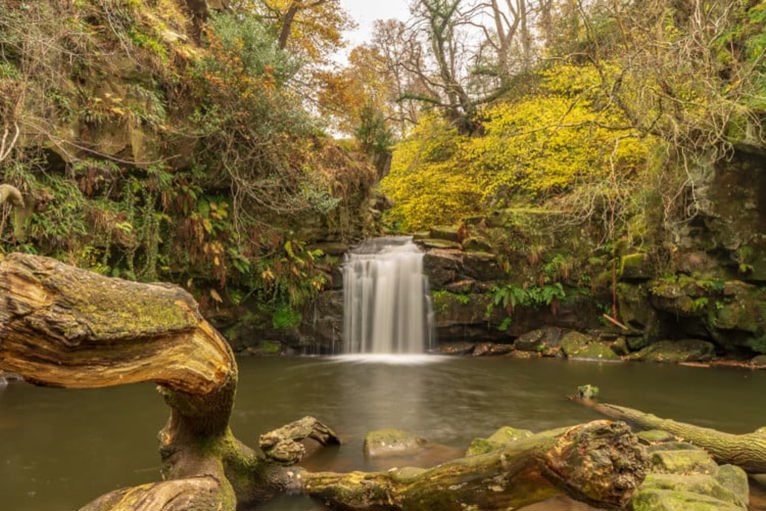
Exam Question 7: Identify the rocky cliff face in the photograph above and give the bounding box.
[265,148,766,360]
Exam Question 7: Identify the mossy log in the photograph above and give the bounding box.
[302,420,647,511]
[0,254,648,510]
[575,397,766,473]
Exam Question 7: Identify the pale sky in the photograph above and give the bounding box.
[339,0,411,51]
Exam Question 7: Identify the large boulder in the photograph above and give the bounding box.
[423,249,463,288]
[514,327,565,354]
[560,331,621,361]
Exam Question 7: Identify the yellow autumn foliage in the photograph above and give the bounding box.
[382,63,654,231]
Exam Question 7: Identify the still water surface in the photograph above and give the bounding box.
[1,356,765,510]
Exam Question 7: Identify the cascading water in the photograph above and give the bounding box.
[343,237,435,354]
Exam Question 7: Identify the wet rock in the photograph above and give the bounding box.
[507,350,543,359]
[300,290,344,353]
[752,355,766,367]
[363,429,427,458]
[433,292,482,325]
[432,342,475,355]
[560,331,621,361]
[423,249,462,287]
[472,342,514,357]
[444,279,477,293]
[514,327,564,353]
[461,251,505,281]
[630,340,715,364]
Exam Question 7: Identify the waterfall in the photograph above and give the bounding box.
[343,237,434,354]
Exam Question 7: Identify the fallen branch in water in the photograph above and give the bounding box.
[573,394,766,473]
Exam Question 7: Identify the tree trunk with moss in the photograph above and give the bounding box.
[1,253,648,510]
[575,397,766,473]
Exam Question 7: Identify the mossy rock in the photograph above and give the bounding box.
[244,340,283,356]
[714,465,750,508]
[752,354,766,367]
[630,488,744,511]
[630,340,715,364]
[514,327,564,353]
[649,448,719,475]
[620,253,653,281]
[560,331,621,361]
[420,238,462,250]
[637,430,677,444]
[465,426,533,456]
[641,473,748,508]
[429,225,461,242]
[363,429,427,458]
[461,251,505,281]
[461,236,493,252]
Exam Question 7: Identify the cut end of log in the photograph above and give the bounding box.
[543,420,647,509]
[0,253,235,396]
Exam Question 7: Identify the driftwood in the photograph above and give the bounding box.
[260,416,341,465]
[574,396,766,473]
[0,253,649,510]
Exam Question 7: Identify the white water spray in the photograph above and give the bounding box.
[343,237,434,354]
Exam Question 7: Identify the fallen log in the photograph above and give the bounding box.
[0,253,649,510]
[302,420,647,511]
[574,394,766,473]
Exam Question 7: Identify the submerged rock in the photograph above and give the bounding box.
[630,340,715,363]
[363,429,428,458]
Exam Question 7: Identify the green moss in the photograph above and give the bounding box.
[560,332,621,361]
[271,304,301,330]
[432,290,471,313]
[630,340,715,364]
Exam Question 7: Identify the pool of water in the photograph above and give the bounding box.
[1,356,765,510]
